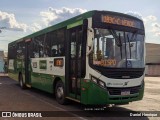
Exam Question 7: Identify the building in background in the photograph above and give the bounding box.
[0,50,5,72]
[4,52,8,63]
[145,43,160,76]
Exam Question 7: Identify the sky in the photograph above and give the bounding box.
[0,0,160,52]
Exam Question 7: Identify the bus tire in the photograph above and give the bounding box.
[55,80,67,105]
[19,74,26,89]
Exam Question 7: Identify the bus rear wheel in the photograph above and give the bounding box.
[19,74,25,89]
[55,81,67,105]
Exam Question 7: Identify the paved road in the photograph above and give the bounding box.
[0,76,159,120]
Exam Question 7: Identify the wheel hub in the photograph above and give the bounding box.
[57,87,64,99]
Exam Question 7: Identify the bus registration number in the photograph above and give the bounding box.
[121,90,130,95]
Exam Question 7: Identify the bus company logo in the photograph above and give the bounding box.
[127,61,132,67]
[107,83,112,86]
[107,82,124,86]
[1,112,42,118]
[122,76,130,79]
[123,81,129,86]
[2,112,11,117]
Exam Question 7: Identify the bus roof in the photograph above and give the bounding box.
[9,10,143,45]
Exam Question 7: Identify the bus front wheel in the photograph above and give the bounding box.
[55,80,67,105]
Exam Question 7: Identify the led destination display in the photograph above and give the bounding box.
[101,15,142,29]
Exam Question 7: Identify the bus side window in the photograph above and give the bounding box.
[30,40,34,58]
[59,47,65,56]
[8,44,17,59]
[33,35,45,58]
[51,45,58,57]
[16,42,25,59]
[57,28,65,56]
[32,38,40,58]
[50,28,66,57]
[51,49,57,56]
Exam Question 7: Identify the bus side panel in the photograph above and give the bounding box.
[30,57,65,93]
[31,72,53,93]
[31,73,65,94]
[8,59,24,81]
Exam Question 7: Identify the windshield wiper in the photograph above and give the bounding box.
[118,33,122,59]
[109,30,123,59]
[127,34,131,59]
[130,31,138,59]
[109,30,121,47]
[130,30,138,41]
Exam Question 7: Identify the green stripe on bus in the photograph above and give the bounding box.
[67,20,83,29]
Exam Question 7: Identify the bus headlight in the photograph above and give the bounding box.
[91,76,98,83]
[91,76,106,89]
[99,80,105,87]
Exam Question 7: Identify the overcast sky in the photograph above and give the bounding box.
[0,0,160,51]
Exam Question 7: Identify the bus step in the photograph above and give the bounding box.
[26,84,31,88]
[66,97,80,103]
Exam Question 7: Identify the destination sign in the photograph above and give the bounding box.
[101,15,140,28]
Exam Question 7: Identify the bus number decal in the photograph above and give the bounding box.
[93,59,116,66]
[54,58,64,67]
[101,59,116,66]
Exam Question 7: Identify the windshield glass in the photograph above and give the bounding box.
[90,28,145,68]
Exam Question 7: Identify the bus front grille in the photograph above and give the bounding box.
[97,68,145,79]
[103,70,144,79]
[107,86,141,96]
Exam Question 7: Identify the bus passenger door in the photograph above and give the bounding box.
[66,25,86,101]
[25,39,31,86]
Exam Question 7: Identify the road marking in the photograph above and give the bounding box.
[22,91,87,120]
[0,83,2,84]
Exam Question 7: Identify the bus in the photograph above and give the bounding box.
[8,10,145,105]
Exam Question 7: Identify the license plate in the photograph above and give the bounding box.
[121,90,130,95]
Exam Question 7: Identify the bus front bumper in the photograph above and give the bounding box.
[81,80,144,105]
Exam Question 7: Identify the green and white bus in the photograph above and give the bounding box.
[8,10,145,105]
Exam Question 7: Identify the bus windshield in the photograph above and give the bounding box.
[91,28,145,68]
